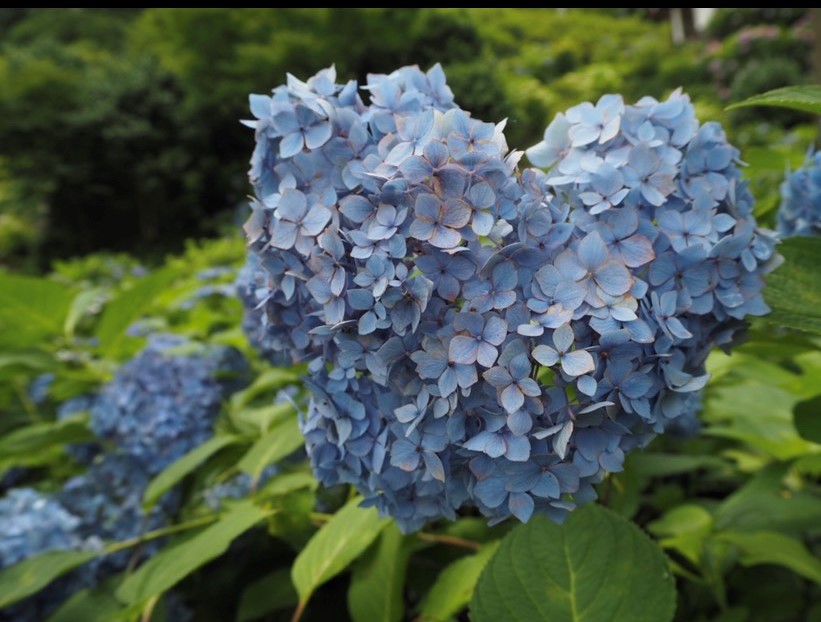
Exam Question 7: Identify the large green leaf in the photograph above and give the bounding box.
[291,497,389,612]
[116,500,269,604]
[237,414,303,484]
[47,587,127,622]
[793,395,821,444]
[143,434,240,509]
[727,85,821,115]
[717,531,821,585]
[258,471,316,498]
[764,237,821,335]
[0,550,97,608]
[96,267,178,355]
[64,287,106,340]
[627,453,727,478]
[418,541,500,622]
[348,524,411,622]
[0,273,73,347]
[715,464,821,534]
[470,505,676,622]
[648,504,714,567]
[0,415,94,469]
[236,569,298,622]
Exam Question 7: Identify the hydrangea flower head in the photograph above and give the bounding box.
[778,148,821,237]
[243,68,778,532]
[0,488,83,569]
[90,335,248,474]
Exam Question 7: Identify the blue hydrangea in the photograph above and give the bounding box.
[1,336,245,618]
[0,488,93,622]
[242,67,779,532]
[0,488,85,569]
[778,149,821,237]
[90,335,248,474]
[58,454,177,578]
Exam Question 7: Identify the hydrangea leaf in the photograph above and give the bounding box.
[470,505,676,622]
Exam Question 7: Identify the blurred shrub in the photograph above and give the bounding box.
[706,8,808,39]
[0,8,809,267]
[704,11,812,127]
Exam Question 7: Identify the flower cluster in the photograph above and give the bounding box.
[91,334,248,473]
[0,337,246,619]
[0,489,93,622]
[778,148,821,237]
[242,66,778,532]
[0,489,85,569]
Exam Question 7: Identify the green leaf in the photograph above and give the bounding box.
[715,464,821,533]
[237,414,303,484]
[794,395,821,444]
[0,350,55,373]
[143,435,240,509]
[116,500,269,604]
[648,505,713,567]
[717,531,821,585]
[470,505,676,622]
[236,569,298,622]
[765,237,821,335]
[0,273,73,347]
[348,524,411,622]
[47,587,126,622]
[258,471,317,497]
[0,416,93,466]
[64,287,106,340]
[230,367,304,412]
[291,497,389,610]
[0,550,97,608]
[418,540,500,622]
[96,267,178,356]
[727,85,821,115]
[627,453,727,478]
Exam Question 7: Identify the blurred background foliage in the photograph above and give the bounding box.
[0,8,815,270]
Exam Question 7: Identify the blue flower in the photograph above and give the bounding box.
[778,148,821,237]
[483,353,540,414]
[448,312,507,368]
[242,66,779,533]
[409,194,471,249]
[532,324,595,377]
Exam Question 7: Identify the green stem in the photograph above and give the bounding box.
[105,514,218,555]
[416,532,482,551]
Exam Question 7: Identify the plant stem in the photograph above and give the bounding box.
[290,600,307,622]
[416,532,483,551]
[105,514,218,555]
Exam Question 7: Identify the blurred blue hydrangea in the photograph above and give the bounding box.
[242,66,779,532]
[0,336,247,618]
[0,488,85,569]
[778,148,821,237]
[91,335,248,474]
[58,454,177,578]
[0,488,94,622]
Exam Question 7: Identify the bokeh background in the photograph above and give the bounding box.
[0,8,816,271]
